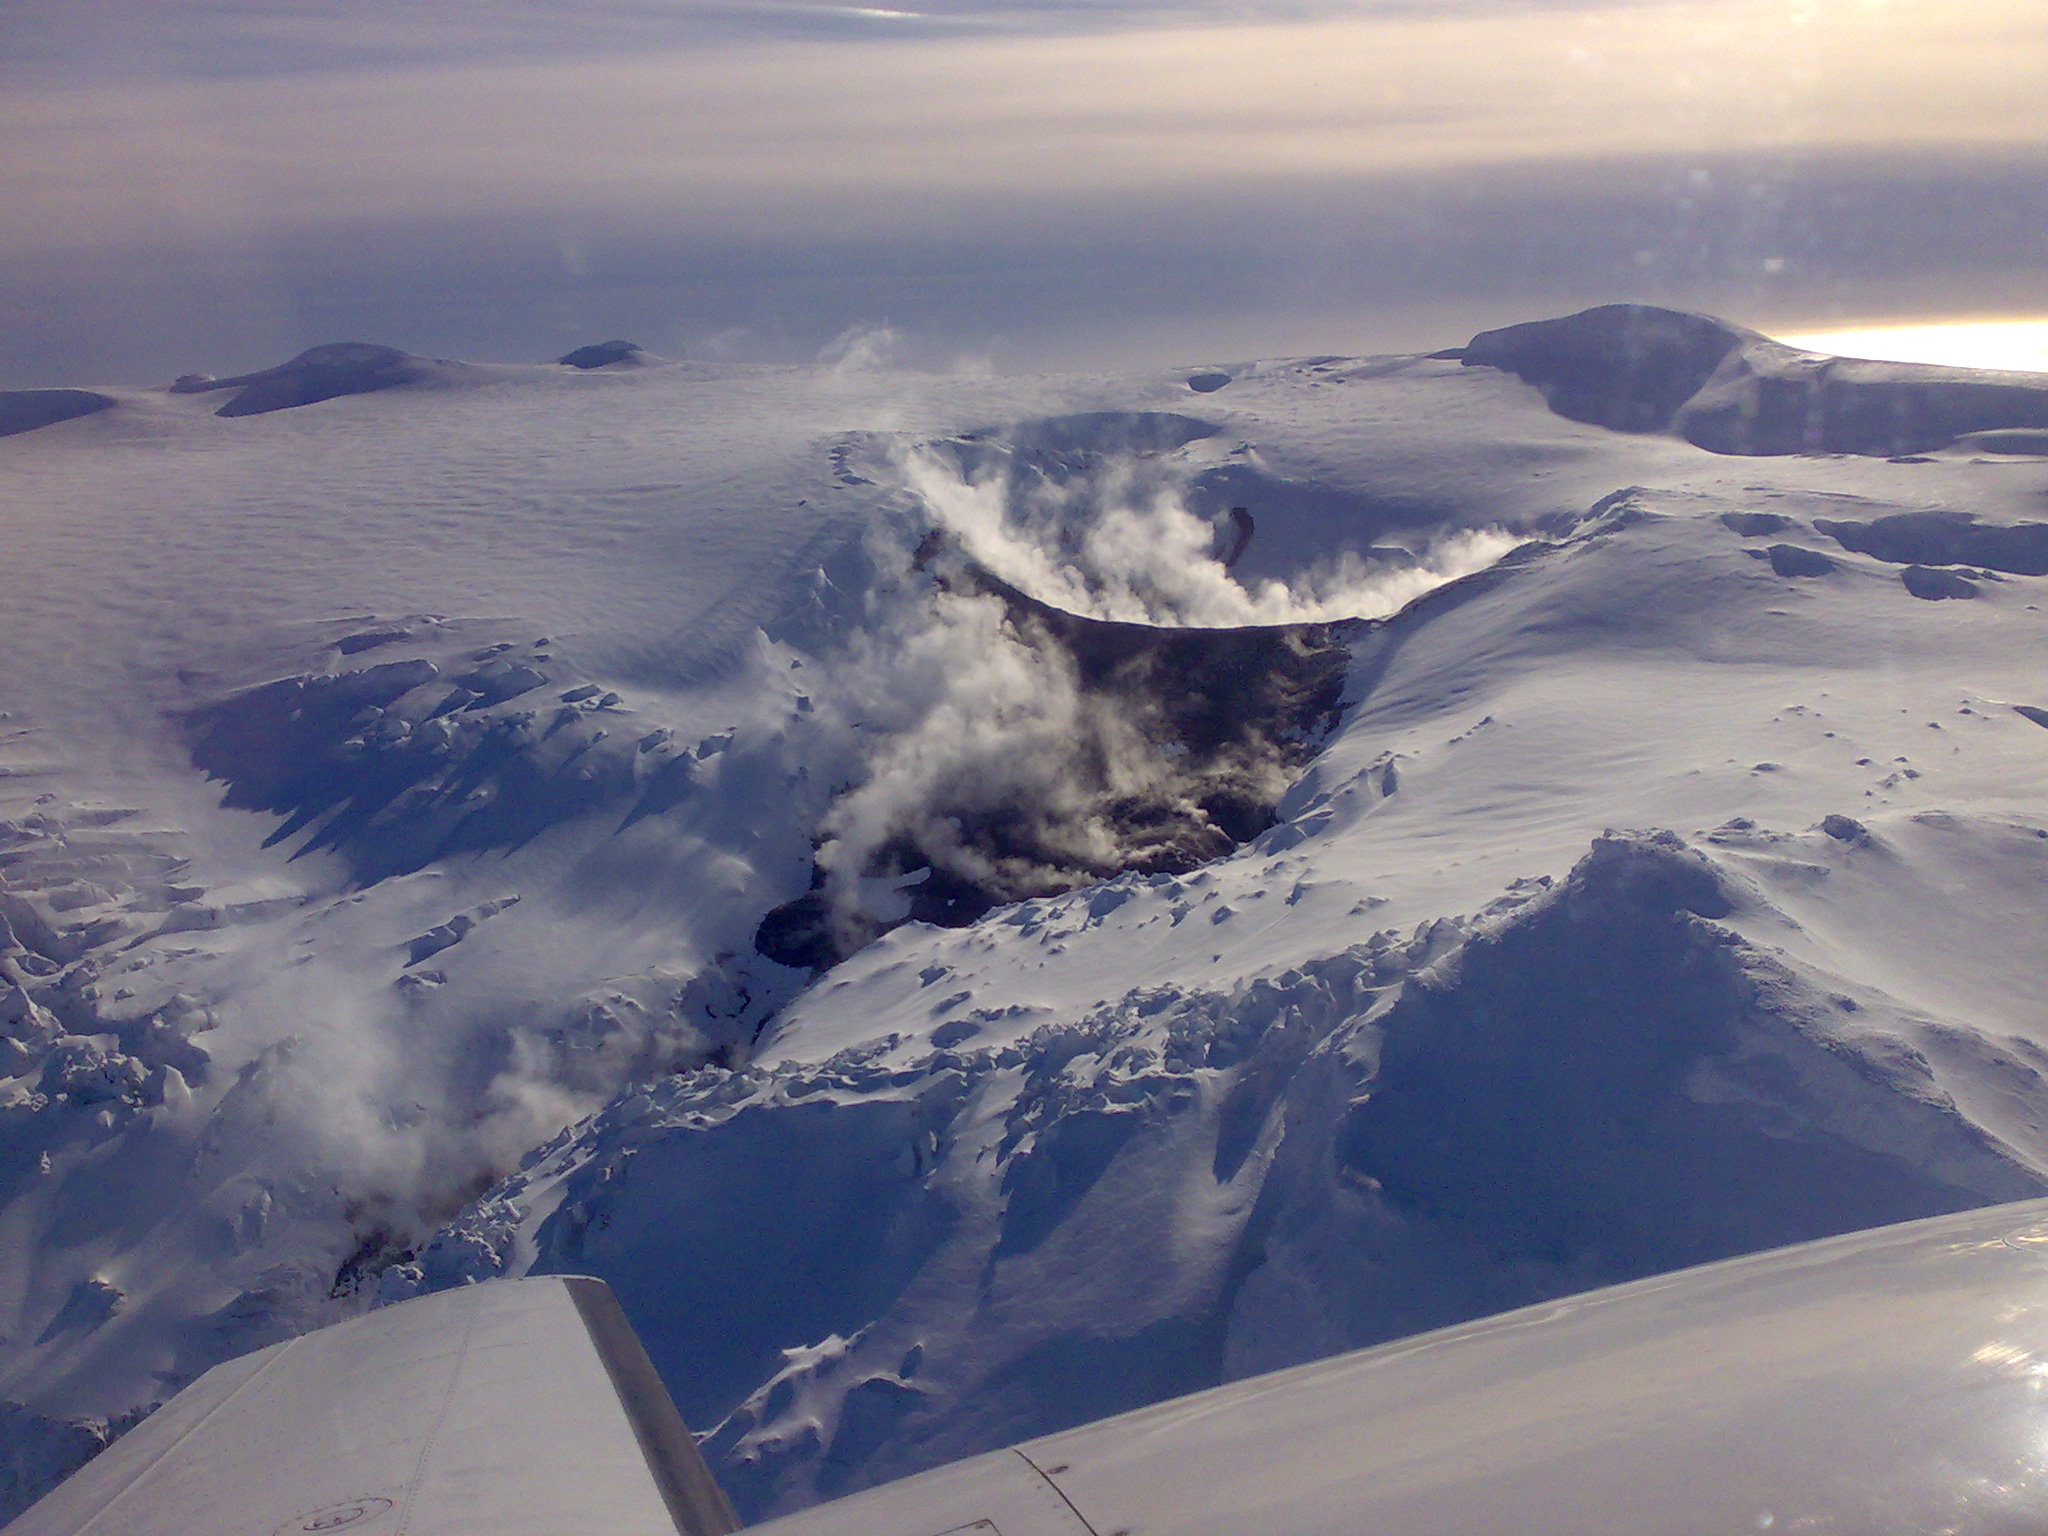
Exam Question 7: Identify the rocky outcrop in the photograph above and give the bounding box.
[1811,509,2048,576]
[1899,565,1979,601]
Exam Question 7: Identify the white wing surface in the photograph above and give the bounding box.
[20,1201,2048,1536]
[3,1276,737,1536]
[749,1197,2048,1536]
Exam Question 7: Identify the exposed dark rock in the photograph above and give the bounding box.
[34,1279,123,1344]
[751,878,841,974]
[0,390,115,439]
[1185,371,1232,393]
[988,573,1355,774]
[1900,565,1979,601]
[1461,305,1757,433]
[1813,511,2048,576]
[1821,814,1869,843]
[170,343,433,417]
[334,626,414,655]
[1765,544,1837,578]
[756,563,1361,970]
[558,339,646,369]
[453,660,548,707]
[1219,506,1255,567]
[1719,511,1796,537]
[404,897,518,966]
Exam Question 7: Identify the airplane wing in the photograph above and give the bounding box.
[749,1195,2048,1536]
[3,1276,738,1536]
[17,1198,2048,1535]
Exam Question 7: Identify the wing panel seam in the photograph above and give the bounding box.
[67,1337,306,1536]
[393,1283,485,1536]
[1010,1449,1104,1536]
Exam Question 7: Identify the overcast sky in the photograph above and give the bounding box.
[3,0,2045,385]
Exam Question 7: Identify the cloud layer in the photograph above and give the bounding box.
[2,0,2044,383]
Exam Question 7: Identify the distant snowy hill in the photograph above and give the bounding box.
[3,306,2048,1521]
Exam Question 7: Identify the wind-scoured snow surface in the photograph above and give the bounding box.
[4,310,2048,1519]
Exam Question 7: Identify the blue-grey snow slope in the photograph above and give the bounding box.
[2,310,2048,1519]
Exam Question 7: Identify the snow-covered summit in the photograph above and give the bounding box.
[1,307,2046,1520]
[1461,301,2048,455]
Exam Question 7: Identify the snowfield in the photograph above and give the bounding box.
[2,307,2047,1521]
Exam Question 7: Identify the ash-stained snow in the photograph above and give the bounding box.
[3,312,2048,1521]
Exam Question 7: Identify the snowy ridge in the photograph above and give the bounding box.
[2,309,2047,1520]
[401,828,2046,1519]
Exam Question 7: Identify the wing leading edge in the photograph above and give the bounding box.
[4,1275,738,1536]
[22,1199,2048,1535]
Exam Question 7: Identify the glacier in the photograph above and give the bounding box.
[2,306,2047,1521]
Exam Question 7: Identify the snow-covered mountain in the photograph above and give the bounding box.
[3,306,2048,1521]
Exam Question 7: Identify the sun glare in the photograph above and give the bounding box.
[1776,320,2048,375]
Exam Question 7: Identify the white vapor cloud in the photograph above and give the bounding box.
[818,322,904,373]
[792,439,1518,941]
[810,577,1159,929]
[901,445,1520,627]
